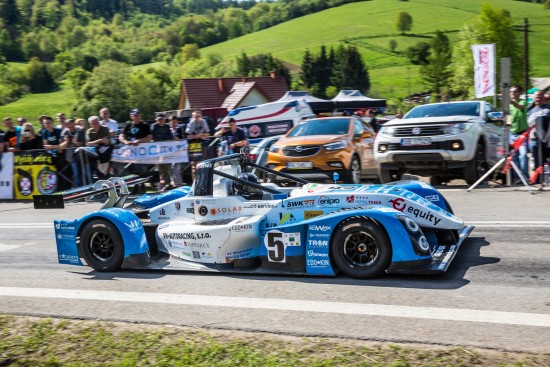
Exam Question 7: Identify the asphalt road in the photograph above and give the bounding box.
[0,183,549,353]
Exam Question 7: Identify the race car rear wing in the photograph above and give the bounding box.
[33,175,150,209]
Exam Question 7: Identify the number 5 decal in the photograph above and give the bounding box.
[266,231,285,263]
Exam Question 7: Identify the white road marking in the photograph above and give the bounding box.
[0,244,21,252]
[0,287,549,327]
[0,223,52,228]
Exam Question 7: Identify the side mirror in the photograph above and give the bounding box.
[487,112,503,122]
[361,131,372,138]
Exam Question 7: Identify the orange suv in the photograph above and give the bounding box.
[267,116,377,184]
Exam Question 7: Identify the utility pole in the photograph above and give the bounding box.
[523,18,529,97]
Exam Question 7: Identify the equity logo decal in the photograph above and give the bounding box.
[389,198,406,212]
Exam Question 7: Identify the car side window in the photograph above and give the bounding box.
[353,119,364,135]
[484,103,493,117]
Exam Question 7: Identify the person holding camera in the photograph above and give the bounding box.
[214,118,248,156]
[18,123,43,151]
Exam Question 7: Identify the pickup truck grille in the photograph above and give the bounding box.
[283,145,321,157]
[386,142,447,151]
[393,125,445,137]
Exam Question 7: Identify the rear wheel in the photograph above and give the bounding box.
[464,144,486,185]
[80,219,124,272]
[378,166,402,184]
[330,219,391,279]
[345,156,361,184]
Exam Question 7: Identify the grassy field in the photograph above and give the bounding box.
[1,315,548,366]
[0,81,76,125]
[201,0,550,99]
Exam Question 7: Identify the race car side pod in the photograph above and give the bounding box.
[33,175,150,209]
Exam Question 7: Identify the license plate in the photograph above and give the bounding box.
[287,161,313,169]
[401,138,431,146]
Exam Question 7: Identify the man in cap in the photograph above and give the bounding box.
[119,109,152,146]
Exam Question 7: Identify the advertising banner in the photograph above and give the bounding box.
[471,44,495,98]
[0,153,14,199]
[13,151,58,200]
[112,140,189,164]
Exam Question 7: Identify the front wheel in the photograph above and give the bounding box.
[345,156,361,184]
[378,166,401,184]
[464,144,486,185]
[330,219,391,279]
[80,219,124,272]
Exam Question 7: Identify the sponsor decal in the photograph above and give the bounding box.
[198,206,208,216]
[182,251,192,257]
[346,195,354,203]
[162,232,211,240]
[231,224,253,231]
[158,223,170,230]
[389,197,406,211]
[225,248,254,261]
[59,253,80,263]
[306,259,330,266]
[286,199,315,208]
[406,206,441,226]
[211,206,242,216]
[307,239,329,248]
[318,196,340,206]
[437,245,456,270]
[279,213,296,225]
[183,241,210,248]
[159,208,166,216]
[244,203,276,209]
[168,240,185,249]
[425,195,440,202]
[186,208,194,214]
[124,220,141,232]
[265,222,278,228]
[308,224,331,231]
[175,202,181,211]
[304,210,323,219]
[192,251,201,259]
[307,250,329,257]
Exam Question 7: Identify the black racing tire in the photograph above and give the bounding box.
[378,166,402,184]
[429,176,443,186]
[330,219,391,279]
[345,155,361,184]
[80,219,124,272]
[464,143,487,185]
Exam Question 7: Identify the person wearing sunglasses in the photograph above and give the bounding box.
[18,123,43,151]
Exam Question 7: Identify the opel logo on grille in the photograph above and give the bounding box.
[411,127,421,135]
[295,146,303,152]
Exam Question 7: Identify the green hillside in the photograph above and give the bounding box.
[202,0,550,100]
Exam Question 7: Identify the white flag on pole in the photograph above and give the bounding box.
[471,44,495,98]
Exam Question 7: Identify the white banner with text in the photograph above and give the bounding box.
[471,44,495,98]
[0,153,14,199]
[112,140,189,164]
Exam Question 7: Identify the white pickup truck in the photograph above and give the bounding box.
[374,101,505,185]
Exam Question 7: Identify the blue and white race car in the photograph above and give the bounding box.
[50,153,473,279]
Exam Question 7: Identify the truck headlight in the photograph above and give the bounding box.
[323,141,346,151]
[378,126,395,137]
[442,123,470,135]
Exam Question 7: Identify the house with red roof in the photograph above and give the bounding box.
[177,72,289,111]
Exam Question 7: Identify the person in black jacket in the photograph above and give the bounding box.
[18,123,43,151]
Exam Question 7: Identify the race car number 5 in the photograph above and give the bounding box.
[265,230,301,263]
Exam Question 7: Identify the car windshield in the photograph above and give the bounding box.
[288,118,349,137]
[404,102,480,118]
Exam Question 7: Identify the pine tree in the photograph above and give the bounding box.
[299,49,315,89]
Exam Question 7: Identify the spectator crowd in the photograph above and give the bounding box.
[0,108,246,193]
